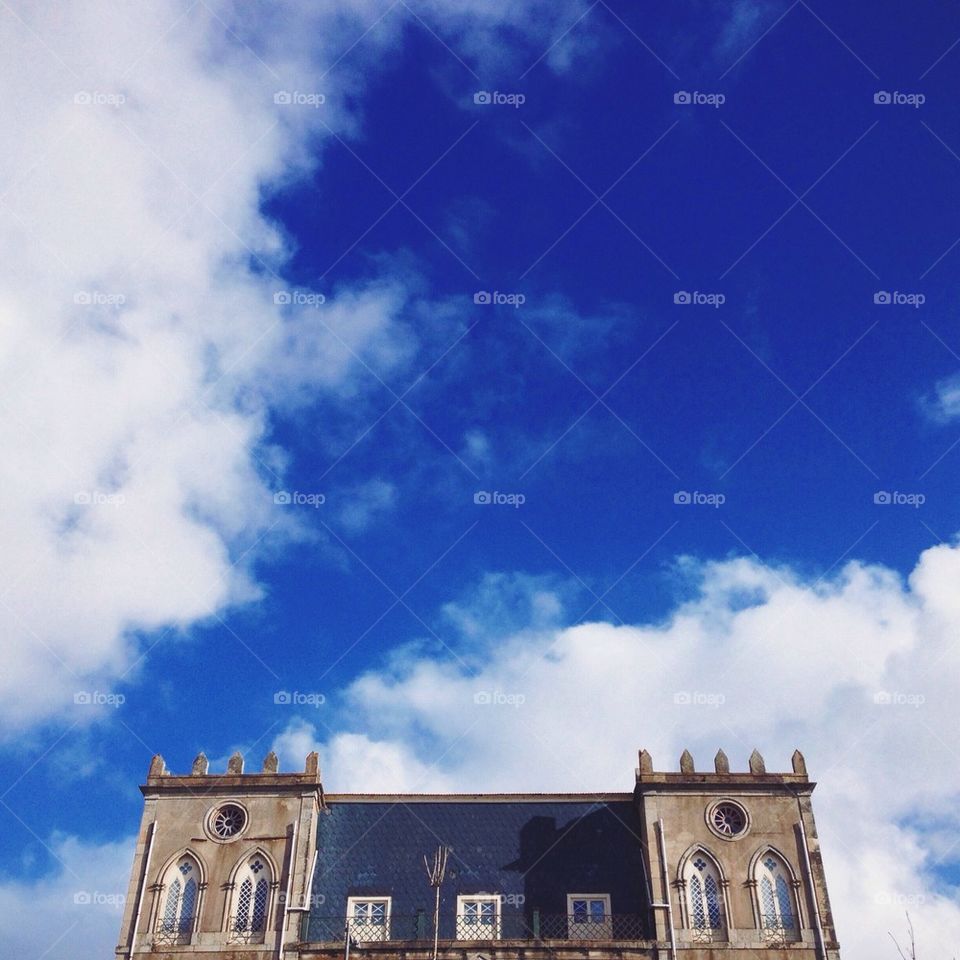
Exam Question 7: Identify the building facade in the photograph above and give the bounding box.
[116,748,841,959]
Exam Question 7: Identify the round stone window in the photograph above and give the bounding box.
[706,799,749,840]
[208,802,247,841]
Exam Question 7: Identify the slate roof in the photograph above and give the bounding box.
[305,796,650,941]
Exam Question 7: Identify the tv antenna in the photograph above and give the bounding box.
[423,845,450,960]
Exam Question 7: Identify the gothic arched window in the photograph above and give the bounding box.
[230,854,272,942]
[682,851,726,941]
[755,852,799,942]
[157,854,200,943]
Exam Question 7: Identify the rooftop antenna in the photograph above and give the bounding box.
[423,845,450,960]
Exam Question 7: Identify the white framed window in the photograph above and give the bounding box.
[682,852,726,941]
[456,895,501,940]
[155,854,200,945]
[347,897,392,942]
[755,852,799,943]
[567,893,611,938]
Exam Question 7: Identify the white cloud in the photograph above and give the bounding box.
[0,833,134,960]
[277,544,960,956]
[923,371,960,422]
[0,0,591,734]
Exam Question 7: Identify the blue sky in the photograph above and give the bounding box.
[2,0,960,956]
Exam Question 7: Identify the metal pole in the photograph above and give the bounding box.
[656,819,678,960]
[797,814,827,960]
[278,819,299,960]
[432,882,441,960]
[128,820,156,960]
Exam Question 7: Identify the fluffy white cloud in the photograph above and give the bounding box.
[0,833,134,960]
[0,0,591,733]
[277,544,960,957]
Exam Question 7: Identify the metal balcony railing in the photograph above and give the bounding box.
[689,925,726,943]
[760,915,800,946]
[227,916,267,944]
[152,922,193,946]
[306,913,647,944]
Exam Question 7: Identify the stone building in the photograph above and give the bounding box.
[115,747,841,959]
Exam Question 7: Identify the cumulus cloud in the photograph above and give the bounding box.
[0,833,134,959]
[0,0,591,734]
[276,544,960,956]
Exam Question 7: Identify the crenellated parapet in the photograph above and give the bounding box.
[634,747,813,793]
[144,750,323,795]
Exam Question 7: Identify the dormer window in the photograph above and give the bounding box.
[347,897,391,942]
[457,895,501,939]
[567,894,612,938]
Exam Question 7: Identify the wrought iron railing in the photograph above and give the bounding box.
[152,923,193,945]
[760,916,799,946]
[690,924,726,943]
[306,913,647,943]
[227,916,267,943]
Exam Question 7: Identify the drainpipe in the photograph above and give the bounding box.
[797,813,827,960]
[655,819,678,960]
[279,819,299,960]
[128,820,156,960]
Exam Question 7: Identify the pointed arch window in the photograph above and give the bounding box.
[156,855,200,944]
[682,851,726,942]
[755,852,799,943]
[229,854,272,943]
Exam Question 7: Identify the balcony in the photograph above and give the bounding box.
[306,912,648,944]
[227,915,267,944]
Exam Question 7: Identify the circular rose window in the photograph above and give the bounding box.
[210,803,247,840]
[707,800,749,839]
